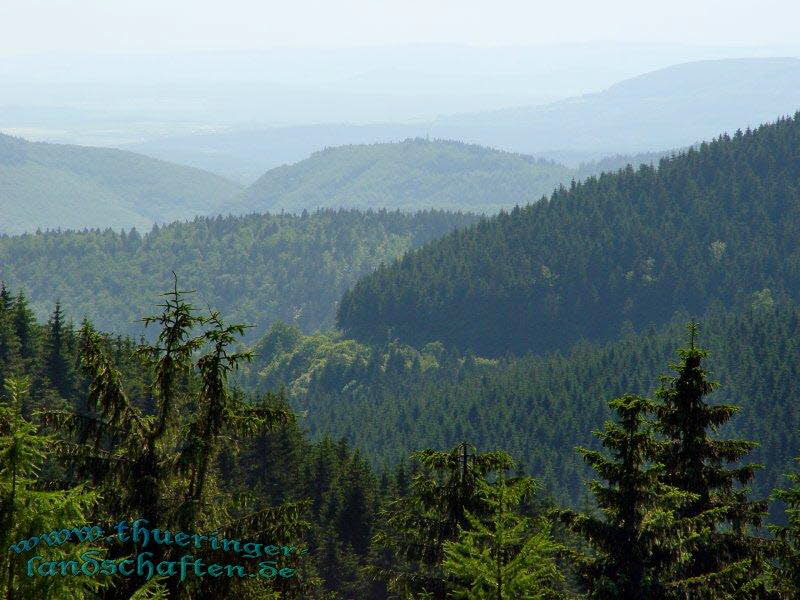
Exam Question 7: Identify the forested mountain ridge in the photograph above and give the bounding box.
[0,132,241,234]
[0,209,478,340]
[223,138,574,214]
[338,112,800,356]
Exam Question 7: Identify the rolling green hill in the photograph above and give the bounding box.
[0,209,478,339]
[0,132,242,234]
[337,112,800,356]
[223,138,575,214]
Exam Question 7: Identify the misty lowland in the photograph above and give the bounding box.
[4,5,800,597]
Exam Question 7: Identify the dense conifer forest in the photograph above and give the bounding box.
[338,112,800,356]
[6,283,800,597]
[0,209,478,339]
[244,300,800,523]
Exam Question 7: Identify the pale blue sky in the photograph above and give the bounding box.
[0,0,798,57]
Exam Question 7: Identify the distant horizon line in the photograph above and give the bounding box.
[3,40,800,60]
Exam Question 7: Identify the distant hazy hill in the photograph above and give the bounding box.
[122,58,800,179]
[124,123,424,184]
[0,133,241,235]
[430,58,800,159]
[223,138,575,214]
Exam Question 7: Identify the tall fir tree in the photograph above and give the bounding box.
[443,475,564,599]
[0,287,21,382]
[43,301,76,400]
[11,292,38,366]
[0,284,12,313]
[653,323,773,598]
[559,394,695,599]
[368,442,515,599]
[44,283,312,599]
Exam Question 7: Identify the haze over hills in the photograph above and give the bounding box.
[337,112,800,356]
[430,57,800,161]
[0,132,241,235]
[10,0,800,593]
[221,138,673,215]
[223,139,575,214]
[124,123,424,184]
[120,57,800,180]
[6,42,796,150]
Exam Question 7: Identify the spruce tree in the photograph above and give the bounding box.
[368,442,515,599]
[0,376,101,600]
[653,323,772,598]
[559,394,694,599]
[11,292,38,366]
[443,476,563,599]
[0,290,21,381]
[43,301,76,399]
[43,282,311,599]
[0,284,12,313]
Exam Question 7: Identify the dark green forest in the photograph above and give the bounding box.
[244,299,799,522]
[0,287,392,599]
[0,209,478,339]
[338,112,800,356]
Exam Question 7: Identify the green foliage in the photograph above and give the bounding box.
[772,458,800,594]
[559,393,696,599]
[556,331,779,599]
[40,284,311,598]
[44,301,77,400]
[368,443,516,598]
[652,325,772,598]
[443,477,564,600]
[0,287,392,598]
[129,578,170,600]
[0,376,101,599]
[0,209,478,340]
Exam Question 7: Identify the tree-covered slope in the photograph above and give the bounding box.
[247,300,800,520]
[338,112,800,356]
[0,209,478,339]
[0,132,241,234]
[223,138,575,214]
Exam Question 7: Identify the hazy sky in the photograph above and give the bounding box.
[1,0,799,57]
